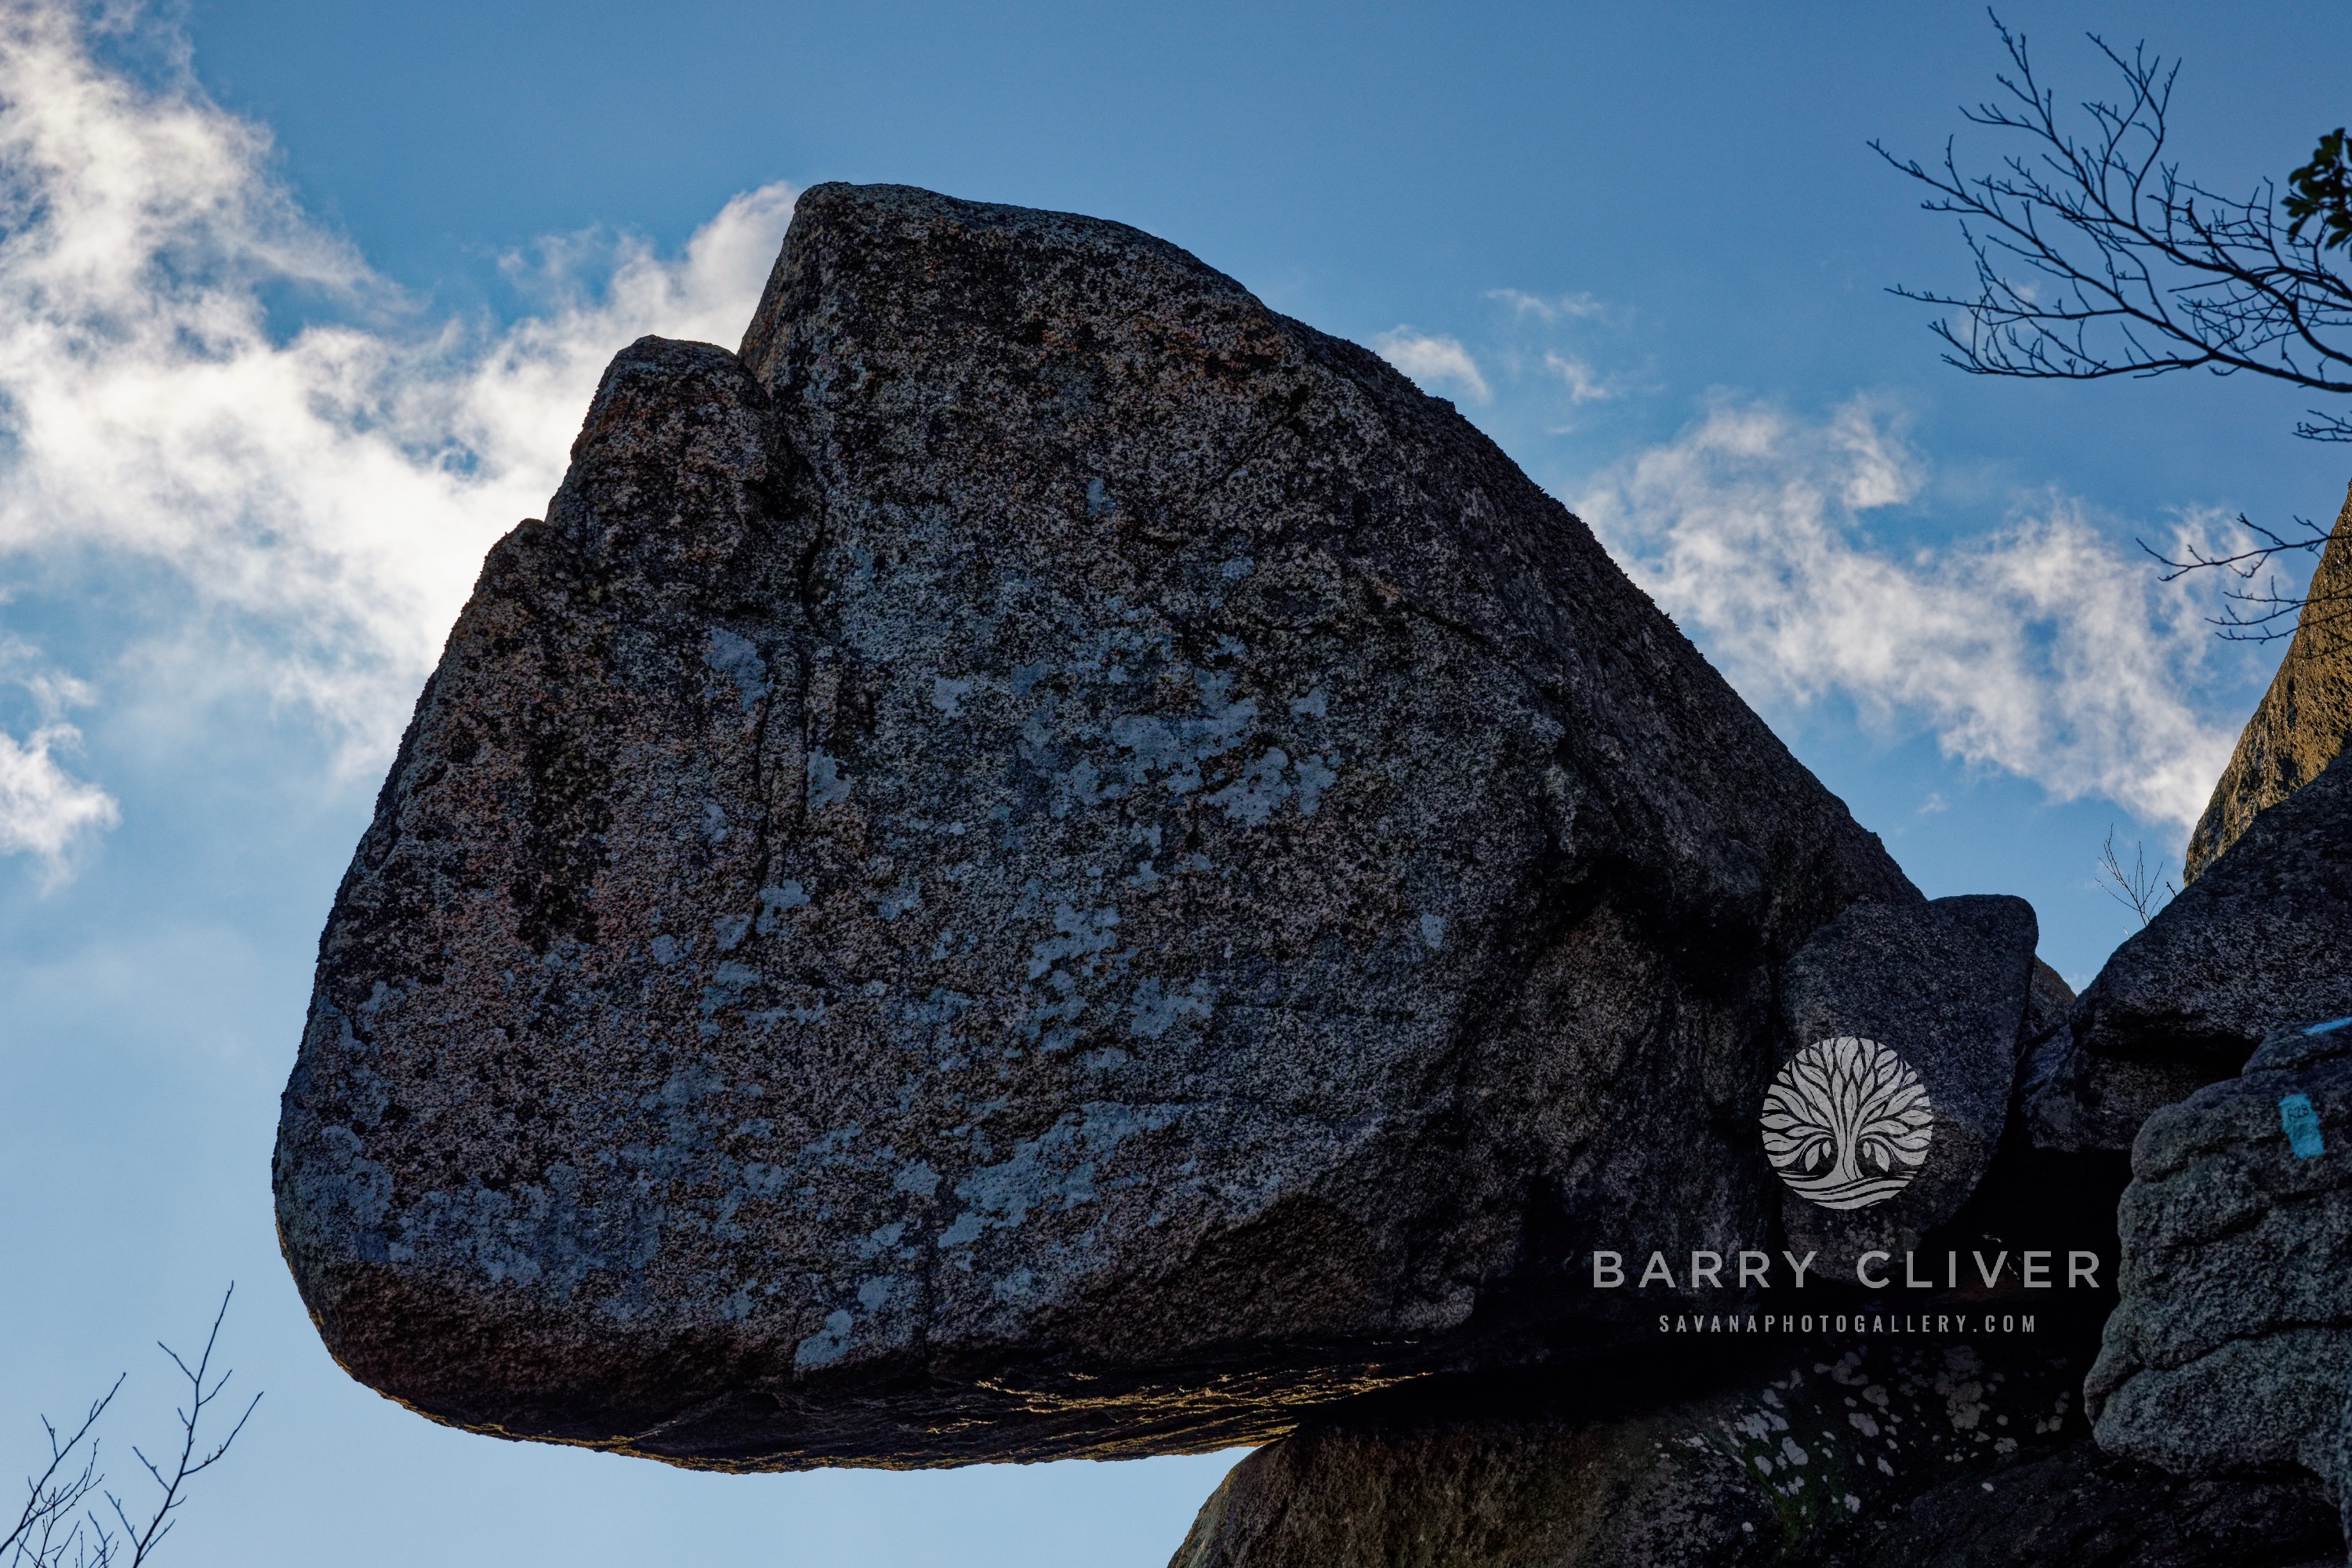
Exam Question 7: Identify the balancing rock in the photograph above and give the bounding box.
[274,183,1915,1468]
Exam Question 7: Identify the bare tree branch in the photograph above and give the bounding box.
[1882,13,2352,637]
[2,1381,118,1567]
[2,1291,256,1568]
[2096,826,2177,926]
[2136,514,2351,643]
[106,1287,260,1568]
[1877,13,2352,429]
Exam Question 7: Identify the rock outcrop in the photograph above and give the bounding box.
[1773,896,2038,1272]
[1168,1333,2339,1567]
[2027,750,2352,1152]
[2184,482,2352,882]
[274,183,1918,1468]
[2088,1019,2352,1513]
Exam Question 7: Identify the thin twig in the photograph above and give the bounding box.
[2,1380,118,1567]
[107,1288,260,1568]
[2095,826,2176,925]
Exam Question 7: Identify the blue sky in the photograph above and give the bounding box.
[0,2,2345,1564]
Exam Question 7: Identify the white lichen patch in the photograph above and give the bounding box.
[1026,904,1121,980]
[934,1102,1173,1247]
[794,1308,855,1370]
[1128,976,1214,1039]
[931,675,973,717]
[705,627,769,710]
[755,881,809,935]
[807,750,851,808]
[1205,746,1337,824]
[877,878,921,921]
[1107,676,1257,796]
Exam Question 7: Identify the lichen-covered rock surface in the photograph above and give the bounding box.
[1167,1333,2339,1568]
[2184,481,2352,883]
[2088,1021,2352,1508]
[2030,750,2352,1152]
[274,182,1916,1468]
[1773,895,2038,1274]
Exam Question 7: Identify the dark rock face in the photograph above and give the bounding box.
[2020,1036,2215,1156]
[1855,1440,2339,1568]
[2020,957,2075,1058]
[2184,482,2352,884]
[2087,1022,2352,1506]
[2030,750,2352,1153]
[273,183,1916,1468]
[1166,1334,2339,1568]
[1773,896,2038,1273]
[1169,1389,1782,1568]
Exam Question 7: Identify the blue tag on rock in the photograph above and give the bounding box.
[2279,1093,2326,1160]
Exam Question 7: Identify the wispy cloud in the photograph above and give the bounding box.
[0,638,114,884]
[1574,400,2241,831]
[0,1,796,875]
[1542,350,1613,403]
[1487,288,1602,322]
[1373,327,1490,403]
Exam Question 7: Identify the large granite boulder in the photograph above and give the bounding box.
[1772,895,2038,1273]
[273,183,1916,1468]
[2027,750,2352,1153]
[1168,1332,2338,1567]
[2088,1022,2352,1511]
[2184,481,2352,883]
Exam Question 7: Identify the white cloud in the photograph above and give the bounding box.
[1542,350,1612,402]
[1486,288,1602,321]
[1574,400,2241,832]
[1373,327,1490,403]
[0,725,112,877]
[0,1,797,873]
[0,638,114,883]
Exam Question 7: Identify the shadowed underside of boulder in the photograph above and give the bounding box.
[274,183,1915,1468]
